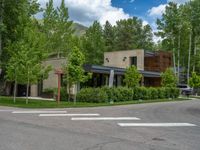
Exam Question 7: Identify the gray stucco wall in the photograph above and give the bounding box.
[104,49,144,70]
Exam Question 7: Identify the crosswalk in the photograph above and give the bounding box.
[39,113,100,117]
[0,109,197,128]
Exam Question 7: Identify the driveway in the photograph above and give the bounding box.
[0,100,200,150]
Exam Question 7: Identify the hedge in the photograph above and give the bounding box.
[77,87,180,103]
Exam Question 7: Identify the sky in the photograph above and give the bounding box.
[36,0,190,42]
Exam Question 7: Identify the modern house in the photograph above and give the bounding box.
[13,49,172,97]
[83,49,172,88]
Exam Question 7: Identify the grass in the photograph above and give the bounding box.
[0,96,190,108]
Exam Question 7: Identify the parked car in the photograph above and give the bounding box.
[177,84,193,96]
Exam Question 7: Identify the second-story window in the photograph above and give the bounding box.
[130,56,137,67]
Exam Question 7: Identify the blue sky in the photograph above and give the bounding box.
[112,0,166,18]
[37,0,189,42]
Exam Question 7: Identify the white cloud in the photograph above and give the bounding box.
[167,0,190,4]
[148,4,167,17]
[37,0,130,26]
[130,0,135,3]
[142,20,148,26]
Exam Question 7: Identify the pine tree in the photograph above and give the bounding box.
[103,21,115,52]
[82,21,105,64]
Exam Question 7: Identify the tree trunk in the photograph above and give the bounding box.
[0,0,4,59]
[67,83,70,102]
[26,76,30,104]
[13,80,17,103]
[187,30,192,84]
[26,69,29,104]
[74,84,77,105]
[193,37,197,72]
[177,30,181,83]
[173,48,176,75]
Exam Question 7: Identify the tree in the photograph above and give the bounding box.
[156,0,200,82]
[5,44,21,103]
[161,68,177,87]
[6,22,51,104]
[123,65,142,88]
[82,21,105,64]
[189,72,200,95]
[156,2,181,79]
[103,21,115,52]
[115,17,154,51]
[64,46,91,104]
[43,0,74,57]
[0,0,40,95]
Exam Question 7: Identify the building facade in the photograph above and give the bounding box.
[26,49,172,97]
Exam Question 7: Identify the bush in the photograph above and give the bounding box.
[77,88,108,103]
[157,88,165,99]
[60,88,68,101]
[77,86,180,103]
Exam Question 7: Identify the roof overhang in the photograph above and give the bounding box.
[83,64,161,78]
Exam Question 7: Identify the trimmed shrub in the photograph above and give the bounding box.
[77,88,108,103]
[157,88,166,99]
[149,87,159,99]
[77,87,180,103]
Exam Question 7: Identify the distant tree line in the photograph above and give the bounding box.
[156,0,200,82]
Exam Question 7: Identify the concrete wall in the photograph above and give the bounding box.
[30,58,67,97]
[104,50,144,70]
[42,58,66,90]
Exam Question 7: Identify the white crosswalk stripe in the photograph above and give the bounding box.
[12,110,67,114]
[118,123,197,127]
[39,113,100,117]
[71,117,140,121]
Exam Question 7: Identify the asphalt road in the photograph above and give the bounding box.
[0,100,200,150]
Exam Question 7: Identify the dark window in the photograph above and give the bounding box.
[130,56,137,66]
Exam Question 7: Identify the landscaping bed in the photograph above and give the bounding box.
[0,96,187,108]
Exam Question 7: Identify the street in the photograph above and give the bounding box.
[0,100,200,150]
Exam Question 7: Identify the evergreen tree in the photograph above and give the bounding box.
[103,21,115,52]
[82,21,105,64]
[115,17,153,50]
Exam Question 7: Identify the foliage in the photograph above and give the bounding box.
[156,0,200,81]
[189,72,200,88]
[77,87,180,103]
[0,0,40,69]
[114,17,154,50]
[64,46,91,103]
[161,68,177,87]
[81,21,105,64]
[65,46,91,85]
[6,22,51,104]
[43,0,74,57]
[124,65,142,88]
[103,21,115,52]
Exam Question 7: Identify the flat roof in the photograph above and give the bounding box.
[84,65,160,78]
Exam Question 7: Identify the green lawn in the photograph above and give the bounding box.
[0,96,190,108]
